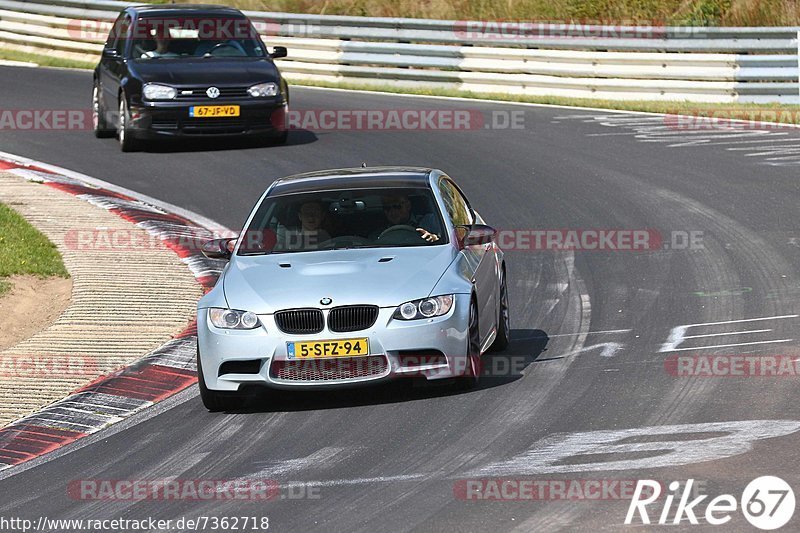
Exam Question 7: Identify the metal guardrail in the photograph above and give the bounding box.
[0,0,798,103]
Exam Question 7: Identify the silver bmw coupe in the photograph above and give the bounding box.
[196,167,509,410]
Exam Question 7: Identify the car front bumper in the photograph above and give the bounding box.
[197,294,472,391]
[128,99,287,138]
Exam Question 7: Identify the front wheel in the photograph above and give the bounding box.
[454,298,481,390]
[197,348,244,412]
[117,97,141,152]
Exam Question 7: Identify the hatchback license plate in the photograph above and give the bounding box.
[189,105,240,118]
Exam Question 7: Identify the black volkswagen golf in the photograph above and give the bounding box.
[93,4,289,151]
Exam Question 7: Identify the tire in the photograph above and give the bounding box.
[197,347,243,412]
[117,97,141,152]
[454,298,481,390]
[92,81,114,138]
[489,267,510,352]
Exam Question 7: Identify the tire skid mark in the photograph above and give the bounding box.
[0,156,224,471]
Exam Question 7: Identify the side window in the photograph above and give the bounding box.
[438,178,473,227]
[105,14,123,48]
[114,16,131,56]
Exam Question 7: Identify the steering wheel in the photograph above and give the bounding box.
[319,235,372,248]
[377,224,422,241]
[207,42,244,57]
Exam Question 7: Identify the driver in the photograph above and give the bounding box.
[379,195,439,242]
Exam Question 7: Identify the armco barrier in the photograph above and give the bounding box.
[0,0,798,103]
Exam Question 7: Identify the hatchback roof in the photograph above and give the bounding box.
[128,4,245,17]
[268,167,436,196]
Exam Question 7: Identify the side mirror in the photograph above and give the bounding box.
[201,238,235,260]
[102,48,119,58]
[457,224,496,248]
[271,46,288,59]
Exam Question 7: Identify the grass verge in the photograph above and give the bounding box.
[290,79,800,124]
[0,202,69,297]
[0,48,96,70]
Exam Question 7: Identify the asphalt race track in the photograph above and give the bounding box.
[2,65,800,531]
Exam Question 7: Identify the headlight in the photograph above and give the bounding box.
[142,83,177,100]
[248,82,278,97]
[393,295,454,320]
[208,308,261,330]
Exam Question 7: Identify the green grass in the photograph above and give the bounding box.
[0,202,69,296]
[166,0,800,26]
[0,48,96,70]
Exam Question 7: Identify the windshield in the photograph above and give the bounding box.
[237,187,449,255]
[132,16,266,60]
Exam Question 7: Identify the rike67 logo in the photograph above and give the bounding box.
[626,476,795,530]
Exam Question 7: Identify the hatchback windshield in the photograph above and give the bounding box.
[132,16,266,60]
[238,187,449,255]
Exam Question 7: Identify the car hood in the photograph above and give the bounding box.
[131,58,279,86]
[223,246,458,314]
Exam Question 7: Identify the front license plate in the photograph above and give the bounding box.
[287,338,369,359]
[189,105,240,118]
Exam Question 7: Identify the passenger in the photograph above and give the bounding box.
[281,201,331,250]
